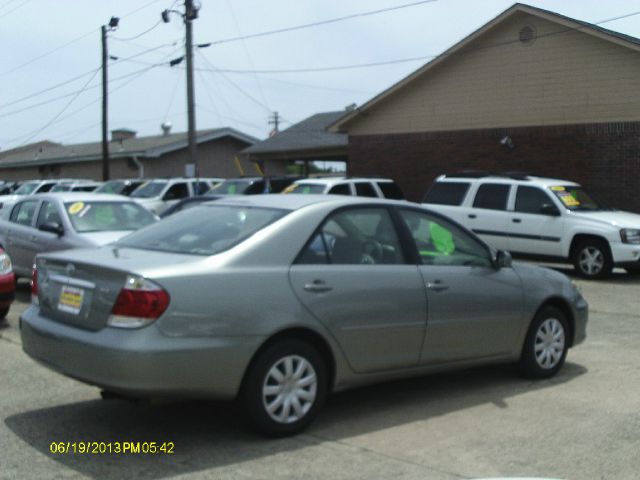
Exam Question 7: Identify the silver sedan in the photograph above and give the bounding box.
[20,195,587,436]
[0,193,157,278]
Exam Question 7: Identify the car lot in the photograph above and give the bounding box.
[1,265,639,479]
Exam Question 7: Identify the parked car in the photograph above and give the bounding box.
[50,180,103,192]
[94,179,148,196]
[130,178,222,215]
[283,176,405,199]
[0,193,158,278]
[210,176,300,195]
[0,248,15,320]
[0,181,22,195]
[159,195,223,218]
[21,195,587,436]
[423,173,640,278]
[0,179,75,212]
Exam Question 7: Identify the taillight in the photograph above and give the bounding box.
[31,264,38,305]
[107,275,169,329]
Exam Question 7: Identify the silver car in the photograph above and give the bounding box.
[0,193,157,278]
[20,195,587,436]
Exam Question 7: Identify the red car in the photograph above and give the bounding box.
[0,249,15,319]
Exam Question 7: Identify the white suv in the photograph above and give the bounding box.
[284,177,405,199]
[130,177,222,215]
[423,173,640,278]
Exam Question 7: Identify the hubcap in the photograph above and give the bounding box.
[578,246,604,275]
[262,355,317,424]
[534,318,565,369]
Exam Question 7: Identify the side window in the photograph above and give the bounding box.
[354,182,378,198]
[296,208,404,265]
[399,209,492,267]
[515,186,554,214]
[377,181,404,199]
[164,183,189,200]
[245,180,266,195]
[36,201,62,227]
[10,200,40,227]
[423,182,470,205]
[472,184,510,210]
[328,183,351,196]
[36,183,55,193]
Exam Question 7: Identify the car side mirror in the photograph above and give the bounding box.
[39,221,64,236]
[540,203,560,216]
[494,250,512,269]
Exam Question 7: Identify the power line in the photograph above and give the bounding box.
[113,19,162,41]
[209,0,438,45]
[17,68,101,146]
[0,0,32,20]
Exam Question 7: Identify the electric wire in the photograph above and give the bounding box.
[0,0,32,20]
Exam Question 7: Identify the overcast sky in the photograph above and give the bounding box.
[1,0,639,151]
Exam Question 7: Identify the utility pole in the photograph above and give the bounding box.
[163,1,199,177]
[101,17,119,181]
[268,111,280,136]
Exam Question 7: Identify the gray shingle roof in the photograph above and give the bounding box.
[243,111,348,156]
[0,128,258,169]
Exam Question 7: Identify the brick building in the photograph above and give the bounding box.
[330,3,640,211]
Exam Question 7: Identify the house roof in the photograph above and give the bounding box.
[330,2,640,132]
[243,111,348,158]
[0,127,258,169]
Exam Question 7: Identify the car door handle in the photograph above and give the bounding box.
[468,214,477,219]
[512,218,522,223]
[426,281,449,292]
[304,280,333,293]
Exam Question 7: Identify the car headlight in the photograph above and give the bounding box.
[0,251,12,275]
[620,228,640,244]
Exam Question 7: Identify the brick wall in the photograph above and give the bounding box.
[348,122,640,213]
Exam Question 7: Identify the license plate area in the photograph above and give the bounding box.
[57,285,85,315]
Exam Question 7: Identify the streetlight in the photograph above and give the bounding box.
[101,16,119,181]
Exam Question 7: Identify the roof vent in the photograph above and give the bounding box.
[111,128,137,142]
[161,122,172,136]
[519,25,537,45]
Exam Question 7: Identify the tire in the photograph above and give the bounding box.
[519,306,569,379]
[572,239,613,279]
[241,339,327,437]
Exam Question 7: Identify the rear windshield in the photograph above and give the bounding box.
[116,205,288,256]
[283,183,326,194]
[96,181,125,194]
[423,182,470,205]
[65,201,157,233]
[131,181,168,198]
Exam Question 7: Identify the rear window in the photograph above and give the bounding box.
[64,201,157,233]
[116,205,288,256]
[472,184,510,210]
[377,181,404,199]
[423,182,470,205]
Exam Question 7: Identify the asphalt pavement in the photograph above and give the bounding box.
[1,267,639,480]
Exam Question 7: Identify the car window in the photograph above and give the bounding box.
[377,181,405,200]
[354,182,378,198]
[297,208,403,265]
[116,205,287,256]
[35,183,56,193]
[245,180,266,195]
[192,181,210,196]
[399,209,492,267]
[423,182,470,205]
[65,201,156,232]
[328,183,351,196]
[10,200,39,226]
[269,178,295,193]
[515,186,555,214]
[96,180,124,194]
[283,183,326,194]
[36,201,62,227]
[163,183,189,200]
[13,182,39,195]
[472,184,510,210]
[131,181,168,198]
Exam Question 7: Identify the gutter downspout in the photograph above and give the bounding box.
[131,155,144,178]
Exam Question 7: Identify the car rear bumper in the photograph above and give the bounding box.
[20,305,263,399]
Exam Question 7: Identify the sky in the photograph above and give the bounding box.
[1,0,640,151]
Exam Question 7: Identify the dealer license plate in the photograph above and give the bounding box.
[57,285,85,315]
